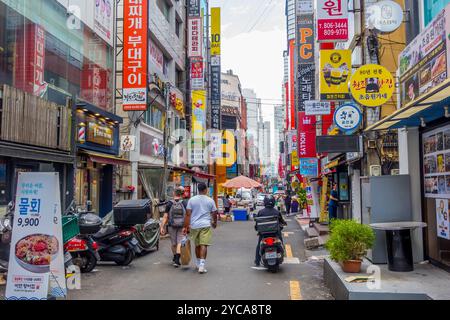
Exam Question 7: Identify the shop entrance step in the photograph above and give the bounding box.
[313,223,330,235]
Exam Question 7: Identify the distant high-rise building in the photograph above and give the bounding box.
[243,88,262,171]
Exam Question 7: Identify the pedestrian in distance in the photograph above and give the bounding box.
[223,194,231,214]
[291,196,299,216]
[328,183,339,222]
[161,186,189,268]
[183,183,218,274]
[284,193,291,216]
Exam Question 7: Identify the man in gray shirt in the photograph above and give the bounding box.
[183,183,218,274]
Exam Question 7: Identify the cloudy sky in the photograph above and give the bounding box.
[210,0,287,145]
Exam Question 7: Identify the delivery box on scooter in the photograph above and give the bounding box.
[113,200,151,226]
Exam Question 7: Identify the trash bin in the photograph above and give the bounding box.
[385,229,414,272]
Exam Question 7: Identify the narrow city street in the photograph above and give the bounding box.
[67,214,332,300]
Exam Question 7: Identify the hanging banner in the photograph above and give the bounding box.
[149,39,164,74]
[6,173,65,300]
[94,0,114,46]
[317,0,349,42]
[298,64,316,112]
[190,57,204,90]
[350,64,395,107]
[188,0,201,17]
[320,49,351,100]
[211,56,221,130]
[191,90,206,165]
[188,17,203,57]
[123,0,148,112]
[298,112,317,158]
[211,8,221,56]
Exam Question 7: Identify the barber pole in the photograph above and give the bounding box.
[78,125,86,144]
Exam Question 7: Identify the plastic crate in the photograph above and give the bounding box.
[62,215,80,243]
[232,209,248,221]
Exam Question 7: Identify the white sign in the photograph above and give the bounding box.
[94,0,114,46]
[334,104,362,133]
[6,173,65,300]
[149,39,164,74]
[305,101,331,115]
[298,0,313,14]
[188,18,203,57]
[316,0,349,42]
[436,199,450,240]
[121,135,136,152]
[367,0,404,33]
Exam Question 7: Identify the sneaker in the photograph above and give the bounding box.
[173,255,181,268]
[198,265,208,274]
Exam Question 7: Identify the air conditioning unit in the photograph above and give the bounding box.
[391,169,400,176]
[370,165,382,177]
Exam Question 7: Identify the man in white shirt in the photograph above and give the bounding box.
[183,183,218,274]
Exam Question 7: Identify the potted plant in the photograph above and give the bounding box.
[325,219,375,273]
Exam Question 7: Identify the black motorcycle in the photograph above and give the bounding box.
[255,216,285,273]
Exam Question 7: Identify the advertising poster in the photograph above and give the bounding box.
[191,57,204,90]
[123,0,148,111]
[350,64,395,107]
[320,50,351,100]
[436,199,450,240]
[423,124,450,199]
[94,0,114,46]
[305,180,319,219]
[149,39,164,74]
[316,0,349,42]
[300,158,318,177]
[6,173,65,300]
[191,91,206,165]
[399,7,449,106]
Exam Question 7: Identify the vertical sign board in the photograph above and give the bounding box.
[317,0,349,42]
[297,14,315,112]
[289,40,296,128]
[298,112,317,158]
[211,57,221,130]
[191,90,207,165]
[6,173,65,300]
[211,8,221,56]
[191,57,204,90]
[123,0,148,112]
[188,17,203,58]
[188,0,201,17]
[319,49,352,100]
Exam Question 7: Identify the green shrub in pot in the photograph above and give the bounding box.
[325,219,375,273]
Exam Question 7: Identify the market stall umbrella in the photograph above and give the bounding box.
[222,176,263,189]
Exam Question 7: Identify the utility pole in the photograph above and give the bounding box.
[162,82,171,202]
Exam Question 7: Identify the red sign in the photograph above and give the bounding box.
[15,24,48,97]
[289,40,296,129]
[191,58,204,78]
[317,0,348,42]
[298,112,317,158]
[123,0,148,111]
[188,18,202,57]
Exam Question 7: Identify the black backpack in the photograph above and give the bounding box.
[168,200,186,228]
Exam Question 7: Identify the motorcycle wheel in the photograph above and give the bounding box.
[115,248,134,266]
[71,251,97,274]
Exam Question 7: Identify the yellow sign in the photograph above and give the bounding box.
[211,8,221,56]
[191,90,206,140]
[320,50,352,100]
[291,151,299,167]
[350,64,395,107]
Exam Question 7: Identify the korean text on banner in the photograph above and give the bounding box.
[188,17,203,57]
[211,8,221,56]
[298,112,317,158]
[6,173,65,300]
[320,50,351,100]
[123,0,148,112]
[191,90,206,165]
[317,0,349,42]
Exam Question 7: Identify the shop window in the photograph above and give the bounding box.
[175,17,182,38]
[144,105,164,131]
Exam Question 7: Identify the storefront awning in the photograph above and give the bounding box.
[366,79,450,132]
[83,151,129,166]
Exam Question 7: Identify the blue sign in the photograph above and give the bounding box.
[334,104,362,134]
[300,158,318,177]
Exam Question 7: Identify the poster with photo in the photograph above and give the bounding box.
[424,124,450,199]
[436,199,450,240]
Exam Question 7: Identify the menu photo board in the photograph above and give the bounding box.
[423,124,450,199]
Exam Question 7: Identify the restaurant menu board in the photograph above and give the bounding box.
[6,173,65,300]
[423,125,450,199]
[436,199,450,240]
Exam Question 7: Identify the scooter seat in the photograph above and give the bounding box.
[91,225,118,240]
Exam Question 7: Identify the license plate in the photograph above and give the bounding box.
[130,238,138,246]
[265,252,277,259]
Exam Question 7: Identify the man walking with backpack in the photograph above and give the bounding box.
[183,183,218,274]
[161,187,188,267]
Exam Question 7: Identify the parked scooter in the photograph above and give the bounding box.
[0,201,14,271]
[63,201,101,273]
[254,215,285,273]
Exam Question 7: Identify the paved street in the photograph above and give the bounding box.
[65,214,332,300]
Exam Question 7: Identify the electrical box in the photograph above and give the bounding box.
[370,165,382,177]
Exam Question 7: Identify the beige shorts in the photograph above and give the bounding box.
[190,227,212,247]
[168,227,184,246]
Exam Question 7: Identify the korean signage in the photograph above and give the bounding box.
[86,120,114,146]
[317,0,349,42]
[298,0,313,13]
[366,0,404,33]
[149,39,164,74]
[291,150,300,168]
[6,173,65,300]
[211,8,221,56]
[320,50,351,100]
[123,0,148,112]
[188,0,201,17]
[188,18,203,57]
[120,135,136,152]
[399,7,450,106]
[334,104,362,133]
[191,90,206,165]
[305,101,331,116]
[300,158,319,177]
[297,14,315,64]
[94,0,114,46]
[211,57,221,130]
[191,57,204,90]
[298,64,316,112]
[350,64,395,107]
[298,112,317,158]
